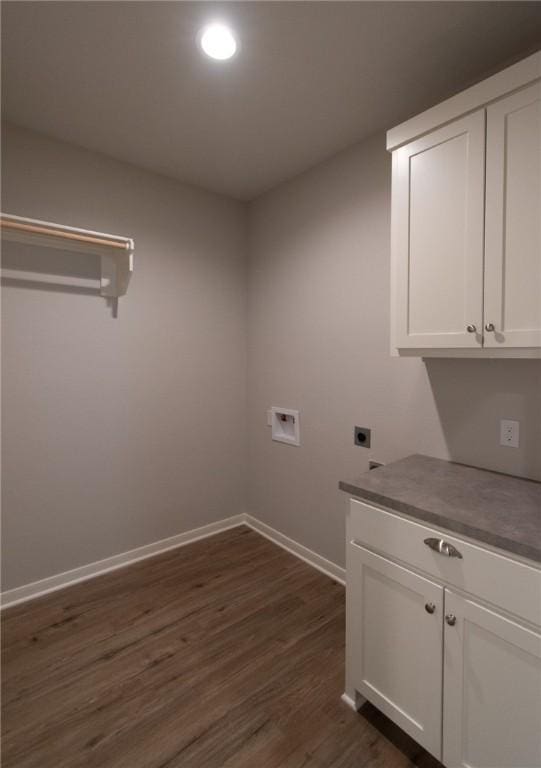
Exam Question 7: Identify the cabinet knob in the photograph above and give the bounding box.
[466,324,476,333]
[425,602,436,614]
[445,614,457,626]
[485,323,495,332]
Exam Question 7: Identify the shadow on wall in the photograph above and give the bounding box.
[425,358,541,481]
[1,240,101,295]
[1,241,120,315]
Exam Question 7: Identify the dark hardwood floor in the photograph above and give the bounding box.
[2,525,441,768]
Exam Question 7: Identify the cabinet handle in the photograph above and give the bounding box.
[424,537,463,559]
[466,324,477,333]
[425,602,436,614]
[485,323,495,332]
[445,613,457,626]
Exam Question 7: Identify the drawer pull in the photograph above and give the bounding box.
[445,613,457,626]
[424,537,463,559]
[425,602,436,614]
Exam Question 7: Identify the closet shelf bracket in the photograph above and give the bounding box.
[0,213,134,297]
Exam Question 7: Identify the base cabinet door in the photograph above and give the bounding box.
[443,590,541,768]
[347,543,443,758]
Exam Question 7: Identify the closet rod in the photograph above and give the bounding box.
[0,218,130,250]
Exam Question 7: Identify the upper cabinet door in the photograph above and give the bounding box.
[484,82,541,348]
[391,110,485,348]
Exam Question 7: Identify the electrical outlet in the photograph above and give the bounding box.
[354,426,371,448]
[500,419,519,448]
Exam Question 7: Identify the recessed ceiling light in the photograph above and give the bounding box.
[199,23,237,61]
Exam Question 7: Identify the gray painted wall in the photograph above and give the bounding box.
[247,134,541,569]
[1,123,247,590]
[3,123,540,589]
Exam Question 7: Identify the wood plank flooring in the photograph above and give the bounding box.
[2,526,442,768]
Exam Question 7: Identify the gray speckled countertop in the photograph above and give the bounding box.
[339,455,541,563]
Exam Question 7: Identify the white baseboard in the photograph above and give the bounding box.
[1,512,344,609]
[341,691,366,711]
[0,514,245,609]
[243,514,345,585]
[341,693,358,711]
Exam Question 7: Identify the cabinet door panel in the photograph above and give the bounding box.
[484,82,541,348]
[443,590,541,768]
[391,111,485,348]
[347,543,443,758]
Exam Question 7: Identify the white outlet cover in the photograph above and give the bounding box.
[271,407,300,446]
[500,419,520,448]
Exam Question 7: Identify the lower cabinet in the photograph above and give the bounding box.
[443,590,541,768]
[345,506,541,768]
[347,542,443,757]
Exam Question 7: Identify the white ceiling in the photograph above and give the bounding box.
[2,2,541,200]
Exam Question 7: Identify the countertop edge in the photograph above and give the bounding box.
[339,480,541,565]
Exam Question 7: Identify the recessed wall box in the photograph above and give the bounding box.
[271,407,300,446]
[354,426,371,448]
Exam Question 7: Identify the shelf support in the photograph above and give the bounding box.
[1,213,134,298]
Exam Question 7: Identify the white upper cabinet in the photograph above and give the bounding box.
[388,52,541,357]
[484,82,541,348]
[392,111,485,348]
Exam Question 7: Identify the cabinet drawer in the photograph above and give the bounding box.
[348,499,541,627]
